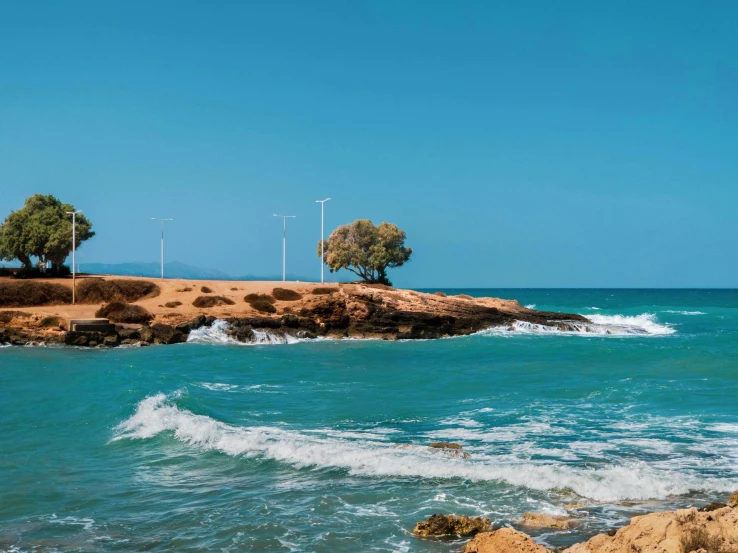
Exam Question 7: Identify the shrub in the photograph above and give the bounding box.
[249,299,277,313]
[311,287,336,295]
[433,291,447,297]
[244,293,275,304]
[192,295,235,308]
[95,302,153,324]
[176,287,193,292]
[164,301,182,308]
[40,316,63,328]
[76,279,160,303]
[680,527,723,553]
[0,281,72,307]
[455,294,473,300]
[200,286,212,293]
[244,293,277,313]
[273,288,302,301]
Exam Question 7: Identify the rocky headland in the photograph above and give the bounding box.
[0,277,591,347]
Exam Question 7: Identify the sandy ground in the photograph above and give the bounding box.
[0,275,527,326]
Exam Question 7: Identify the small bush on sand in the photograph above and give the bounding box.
[273,288,302,301]
[250,299,277,313]
[244,293,275,304]
[311,287,336,295]
[77,279,159,303]
[680,527,723,553]
[39,316,63,328]
[433,291,447,297]
[176,287,192,292]
[0,281,72,307]
[244,294,277,313]
[95,302,153,324]
[200,286,212,293]
[455,294,473,300]
[192,295,235,308]
[164,301,182,308]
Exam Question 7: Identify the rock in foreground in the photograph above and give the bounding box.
[563,506,738,553]
[413,514,492,537]
[463,528,549,553]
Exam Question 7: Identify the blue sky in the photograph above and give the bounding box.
[1,1,736,287]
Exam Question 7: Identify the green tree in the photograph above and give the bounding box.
[318,220,412,285]
[0,194,95,273]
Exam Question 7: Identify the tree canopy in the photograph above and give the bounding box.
[0,194,95,273]
[318,220,412,285]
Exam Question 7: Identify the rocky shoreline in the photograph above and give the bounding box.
[415,490,738,553]
[0,282,591,347]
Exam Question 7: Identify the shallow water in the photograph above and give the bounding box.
[2,289,738,552]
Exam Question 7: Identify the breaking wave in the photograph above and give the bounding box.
[186,319,303,346]
[112,394,734,502]
[481,313,675,337]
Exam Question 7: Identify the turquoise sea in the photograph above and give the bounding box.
[2,289,738,552]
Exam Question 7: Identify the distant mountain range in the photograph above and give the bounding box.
[81,261,323,282]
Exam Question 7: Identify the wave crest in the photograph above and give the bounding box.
[112,394,733,502]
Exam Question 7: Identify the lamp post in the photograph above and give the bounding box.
[273,214,296,282]
[315,198,331,284]
[151,218,173,279]
[65,210,82,304]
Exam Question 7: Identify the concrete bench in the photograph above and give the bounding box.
[69,318,116,333]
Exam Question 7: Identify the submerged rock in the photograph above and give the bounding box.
[463,528,548,553]
[413,514,492,537]
[429,442,471,459]
[518,512,580,530]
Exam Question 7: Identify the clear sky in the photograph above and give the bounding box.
[1,1,736,287]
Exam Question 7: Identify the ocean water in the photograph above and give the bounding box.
[2,289,738,552]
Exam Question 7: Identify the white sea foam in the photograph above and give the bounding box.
[480,313,675,337]
[113,394,737,502]
[525,304,536,309]
[187,319,306,346]
[662,310,706,315]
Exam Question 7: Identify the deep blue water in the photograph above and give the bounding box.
[2,289,738,552]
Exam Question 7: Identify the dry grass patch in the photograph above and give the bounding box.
[176,287,193,292]
[0,281,73,307]
[0,310,32,324]
[273,288,302,301]
[77,279,159,303]
[164,301,182,308]
[680,527,725,553]
[192,295,235,308]
[96,302,153,324]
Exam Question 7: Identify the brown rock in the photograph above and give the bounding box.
[413,514,492,537]
[463,528,549,553]
[429,442,471,459]
[430,442,463,450]
[728,490,738,508]
[518,512,579,530]
[562,506,738,553]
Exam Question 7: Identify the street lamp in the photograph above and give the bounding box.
[315,198,331,284]
[151,218,174,279]
[65,210,82,304]
[273,214,296,282]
